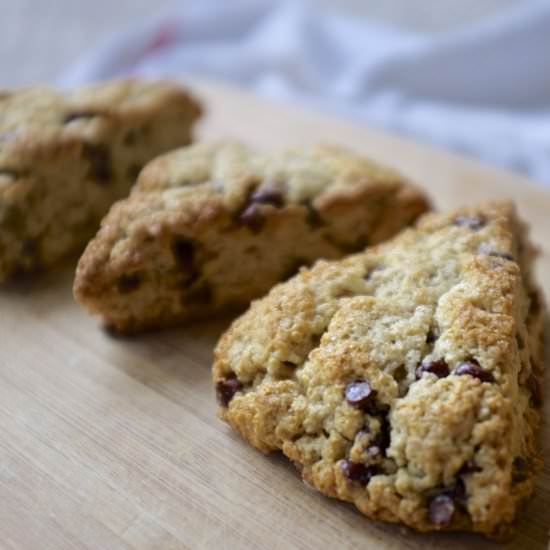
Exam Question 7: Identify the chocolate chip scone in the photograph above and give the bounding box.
[74,141,429,333]
[213,201,545,539]
[0,79,201,282]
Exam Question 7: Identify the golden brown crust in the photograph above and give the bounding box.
[213,201,545,538]
[0,79,201,281]
[73,141,429,332]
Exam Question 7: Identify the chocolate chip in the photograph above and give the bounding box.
[448,478,467,502]
[249,187,284,208]
[454,215,485,230]
[427,479,468,513]
[340,460,379,485]
[454,360,494,383]
[415,358,449,380]
[171,238,194,272]
[117,273,141,293]
[282,361,297,368]
[426,329,439,344]
[393,364,407,383]
[372,402,390,416]
[345,380,374,408]
[63,110,101,124]
[346,381,389,416]
[428,494,455,527]
[216,377,243,407]
[238,183,286,232]
[528,373,542,408]
[367,418,390,457]
[239,203,265,232]
[83,143,112,184]
[512,457,529,483]
[459,459,481,474]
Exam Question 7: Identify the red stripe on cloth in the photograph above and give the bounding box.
[143,20,180,56]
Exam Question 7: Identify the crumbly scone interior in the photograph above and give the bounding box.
[74,142,428,332]
[213,202,544,538]
[0,80,200,280]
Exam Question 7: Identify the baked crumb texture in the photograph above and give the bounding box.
[74,141,429,333]
[0,79,201,282]
[213,201,545,539]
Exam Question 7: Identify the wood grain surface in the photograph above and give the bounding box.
[0,80,548,550]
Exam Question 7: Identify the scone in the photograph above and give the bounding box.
[213,202,545,539]
[0,79,201,282]
[74,141,429,333]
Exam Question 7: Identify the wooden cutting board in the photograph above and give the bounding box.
[1,79,548,550]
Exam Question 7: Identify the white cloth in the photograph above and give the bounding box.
[60,0,550,185]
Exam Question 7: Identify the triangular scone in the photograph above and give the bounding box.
[74,141,429,333]
[0,79,201,282]
[213,202,545,539]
